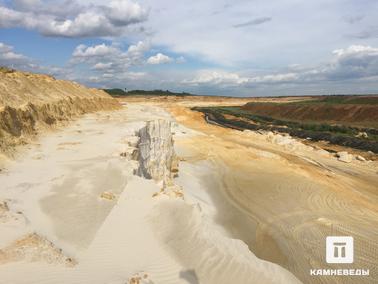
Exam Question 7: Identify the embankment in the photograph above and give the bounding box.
[0,68,120,155]
[194,107,378,153]
[242,102,378,128]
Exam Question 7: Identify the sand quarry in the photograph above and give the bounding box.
[0,72,377,284]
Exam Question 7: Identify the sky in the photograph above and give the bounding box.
[1,0,378,96]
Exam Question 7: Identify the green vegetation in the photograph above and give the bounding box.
[103,88,196,97]
[103,88,129,96]
[193,106,378,153]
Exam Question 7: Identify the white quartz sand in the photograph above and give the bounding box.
[0,104,301,284]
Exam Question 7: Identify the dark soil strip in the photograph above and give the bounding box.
[194,107,378,154]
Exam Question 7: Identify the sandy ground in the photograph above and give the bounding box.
[164,103,378,284]
[0,103,301,284]
[0,98,377,284]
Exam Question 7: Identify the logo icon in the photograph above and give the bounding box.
[326,236,354,263]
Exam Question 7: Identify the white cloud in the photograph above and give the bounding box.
[68,41,152,87]
[183,44,378,90]
[92,62,114,70]
[0,0,148,37]
[73,44,119,58]
[185,70,300,87]
[184,70,249,86]
[250,73,298,83]
[84,70,148,88]
[125,41,150,62]
[139,0,378,66]
[147,53,173,64]
[268,45,378,83]
[323,45,378,80]
[122,71,147,79]
[332,45,378,58]
[71,41,150,68]
[106,0,149,26]
[0,42,30,66]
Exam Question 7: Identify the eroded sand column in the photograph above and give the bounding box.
[134,119,181,197]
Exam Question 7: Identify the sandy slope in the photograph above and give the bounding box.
[0,69,120,156]
[0,104,301,284]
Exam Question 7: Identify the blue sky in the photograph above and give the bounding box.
[1,0,378,96]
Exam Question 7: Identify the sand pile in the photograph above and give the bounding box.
[0,68,120,155]
[0,233,75,266]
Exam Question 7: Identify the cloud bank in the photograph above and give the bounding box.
[185,45,378,89]
[0,0,148,37]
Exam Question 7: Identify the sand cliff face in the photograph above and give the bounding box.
[135,119,179,188]
[0,68,120,155]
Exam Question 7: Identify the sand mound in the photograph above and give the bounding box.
[149,200,302,284]
[0,233,75,266]
[0,68,120,155]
